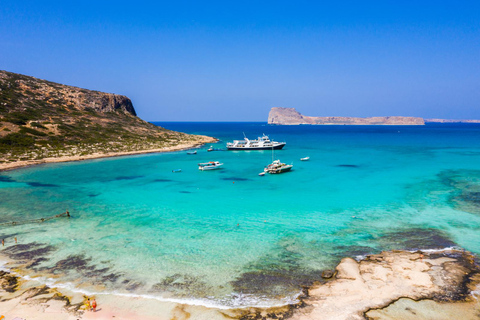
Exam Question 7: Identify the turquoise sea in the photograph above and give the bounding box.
[1,122,480,308]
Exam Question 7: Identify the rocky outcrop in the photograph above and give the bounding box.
[0,70,136,116]
[289,250,480,320]
[268,107,425,125]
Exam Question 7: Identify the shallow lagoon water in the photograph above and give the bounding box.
[1,122,480,308]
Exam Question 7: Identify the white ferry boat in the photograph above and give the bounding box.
[226,134,286,150]
[198,161,223,171]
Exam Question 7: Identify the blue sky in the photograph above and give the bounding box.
[1,1,479,121]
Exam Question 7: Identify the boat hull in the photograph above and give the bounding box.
[227,143,286,151]
[266,165,293,174]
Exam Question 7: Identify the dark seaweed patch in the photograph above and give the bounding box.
[151,273,211,296]
[0,176,15,183]
[48,254,92,273]
[459,191,480,207]
[88,193,100,197]
[1,243,56,261]
[379,228,457,251]
[43,254,122,283]
[115,175,143,181]
[231,237,321,296]
[336,164,359,168]
[121,279,144,291]
[26,182,59,187]
[221,177,251,181]
[101,273,122,283]
[179,191,191,194]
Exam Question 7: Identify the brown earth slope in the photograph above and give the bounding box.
[0,70,214,169]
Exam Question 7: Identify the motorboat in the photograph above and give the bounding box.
[300,156,310,161]
[264,160,293,174]
[172,169,182,173]
[187,150,197,155]
[226,134,286,150]
[198,161,223,171]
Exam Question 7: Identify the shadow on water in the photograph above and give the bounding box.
[152,179,173,183]
[221,177,251,181]
[336,164,360,168]
[26,182,59,187]
[0,176,15,183]
[114,175,144,181]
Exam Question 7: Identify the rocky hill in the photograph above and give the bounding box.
[268,107,425,125]
[0,70,213,167]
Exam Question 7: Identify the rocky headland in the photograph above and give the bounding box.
[0,70,215,170]
[268,107,425,125]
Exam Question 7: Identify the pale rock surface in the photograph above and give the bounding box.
[289,251,478,320]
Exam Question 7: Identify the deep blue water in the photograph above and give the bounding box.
[0,122,480,308]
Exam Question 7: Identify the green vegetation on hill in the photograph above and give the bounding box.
[0,70,208,163]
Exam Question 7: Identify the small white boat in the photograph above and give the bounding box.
[300,157,310,161]
[207,146,214,152]
[198,161,223,171]
[258,172,266,176]
[172,169,182,173]
[264,160,293,174]
[187,150,197,155]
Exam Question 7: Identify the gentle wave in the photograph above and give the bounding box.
[0,261,301,310]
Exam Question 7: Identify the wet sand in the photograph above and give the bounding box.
[1,249,479,320]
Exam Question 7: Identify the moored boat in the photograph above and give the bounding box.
[300,156,310,161]
[187,150,197,155]
[264,160,293,174]
[198,161,223,171]
[226,134,286,150]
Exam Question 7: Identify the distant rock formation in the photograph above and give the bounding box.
[268,107,425,125]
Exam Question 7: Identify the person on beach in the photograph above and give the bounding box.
[85,298,91,311]
[91,298,97,312]
[14,237,17,244]
[2,239,4,246]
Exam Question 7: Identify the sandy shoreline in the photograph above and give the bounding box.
[0,135,217,172]
[1,249,479,320]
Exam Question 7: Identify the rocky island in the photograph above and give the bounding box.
[268,107,425,125]
[0,70,215,170]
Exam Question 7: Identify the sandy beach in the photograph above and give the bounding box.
[1,249,479,320]
[0,135,216,172]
